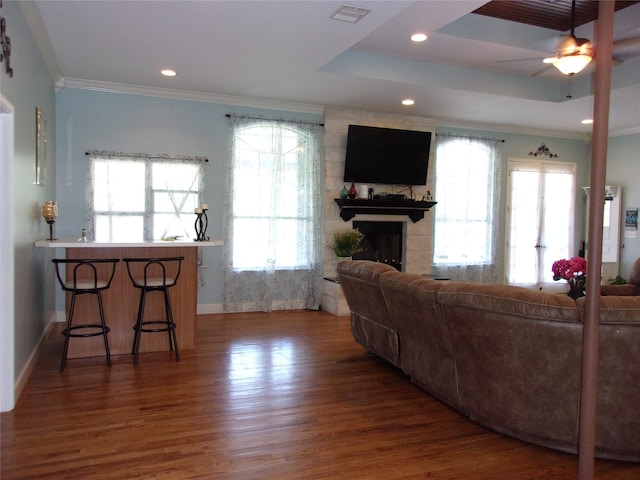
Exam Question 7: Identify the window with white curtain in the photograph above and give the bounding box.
[229,122,319,270]
[432,135,502,283]
[87,152,206,242]
[506,158,576,286]
[224,115,322,312]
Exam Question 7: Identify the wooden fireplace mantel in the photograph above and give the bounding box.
[334,198,437,222]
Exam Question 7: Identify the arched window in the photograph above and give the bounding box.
[224,116,322,312]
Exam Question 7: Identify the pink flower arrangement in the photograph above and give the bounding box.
[552,256,587,299]
[552,256,587,281]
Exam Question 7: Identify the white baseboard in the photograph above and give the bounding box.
[197,303,224,315]
[14,314,57,406]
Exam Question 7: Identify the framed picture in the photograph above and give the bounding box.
[35,106,47,186]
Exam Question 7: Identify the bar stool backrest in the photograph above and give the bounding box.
[52,258,120,292]
[123,257,184,289]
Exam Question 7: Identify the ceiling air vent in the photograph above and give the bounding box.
[330,5,371,23]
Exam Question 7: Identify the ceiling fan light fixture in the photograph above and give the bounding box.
[552,53,592,75]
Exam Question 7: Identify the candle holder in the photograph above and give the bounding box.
[194,208,210,241]
[42,200,58,241]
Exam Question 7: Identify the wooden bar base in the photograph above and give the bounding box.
[64,246,197,358]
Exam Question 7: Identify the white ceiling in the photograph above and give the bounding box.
[24,0,640,137]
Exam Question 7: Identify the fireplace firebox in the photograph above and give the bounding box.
[352,221,403,271]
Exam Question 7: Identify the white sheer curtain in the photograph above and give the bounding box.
[432,135,503,283]
[223,115,323,312]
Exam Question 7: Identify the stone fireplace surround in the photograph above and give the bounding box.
[322,107,436,315]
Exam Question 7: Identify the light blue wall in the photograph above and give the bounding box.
[55,88,323,307]
[606,134,640,278]
[1,1,56,393]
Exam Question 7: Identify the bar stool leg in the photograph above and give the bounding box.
[96,291,112,367]
[60,292,77,372]
[132,289,147,366]
[164,289,180,362]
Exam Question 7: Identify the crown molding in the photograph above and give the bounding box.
[53,78,639,139]
[435,117,594,141]
[57,78,325,115]
[608,126,640,137]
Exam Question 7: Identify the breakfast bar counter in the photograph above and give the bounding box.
[36,239,222,359]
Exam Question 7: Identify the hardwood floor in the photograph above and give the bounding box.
[2,310,639,479]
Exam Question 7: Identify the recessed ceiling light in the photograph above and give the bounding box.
[402,99,415,106]
[161,69,177,77]
[581,118,594,124]
[411,33,427,42]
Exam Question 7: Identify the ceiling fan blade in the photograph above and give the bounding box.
[496,57,546,64]
[531,65,552,77]
[612,36,640,53]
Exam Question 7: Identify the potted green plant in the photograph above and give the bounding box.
[331,228,364,258]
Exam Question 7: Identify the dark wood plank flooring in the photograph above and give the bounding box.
[2,310,639,479]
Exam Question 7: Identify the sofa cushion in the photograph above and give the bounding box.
[576,294,640,324]
[437,281,580,323]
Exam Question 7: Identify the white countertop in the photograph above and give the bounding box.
[35,238,223,248]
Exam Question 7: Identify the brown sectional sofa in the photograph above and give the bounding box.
[337,260,640,462]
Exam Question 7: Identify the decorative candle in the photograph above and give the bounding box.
[42,201,57,221]
[200,203,208,210]
[195,207,203,214]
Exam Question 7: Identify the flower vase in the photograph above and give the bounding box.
[567,278,586,300]
[348,182,357,199]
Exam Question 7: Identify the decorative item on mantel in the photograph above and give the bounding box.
[331,228,364,258]
[552,256,587,299]
[529,143,558,158]
[348,181,357,199]
[42,200,57,241]
[194,203,210,241]
[339,185,349,199]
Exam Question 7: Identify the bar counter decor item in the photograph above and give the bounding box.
[194,203,209,241]
[42,200,57,240]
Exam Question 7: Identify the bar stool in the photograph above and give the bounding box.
[52,258,120,372]
[123,257,184,365]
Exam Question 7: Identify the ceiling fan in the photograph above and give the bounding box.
[498,0,640,77]
[543,0,594,76]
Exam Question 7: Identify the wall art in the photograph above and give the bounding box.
[35,106,47,185]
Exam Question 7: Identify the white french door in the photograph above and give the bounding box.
[506,158,576,288]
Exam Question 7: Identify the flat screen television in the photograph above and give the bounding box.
[343,125,431,186]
